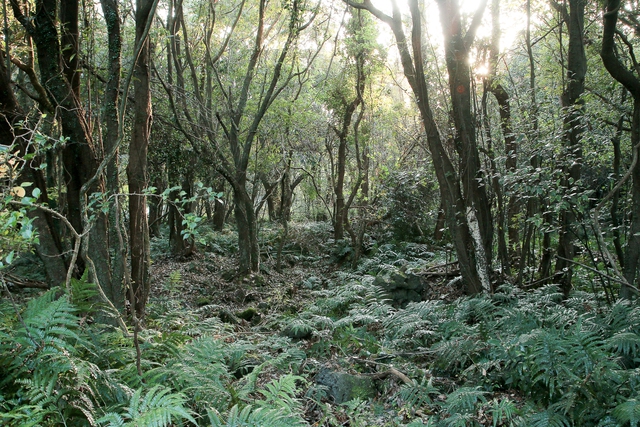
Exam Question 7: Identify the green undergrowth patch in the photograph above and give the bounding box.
[3,255,640,426]
[287,274,640,426]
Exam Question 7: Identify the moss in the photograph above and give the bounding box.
[195,297,212,307]
[237,307,258,321]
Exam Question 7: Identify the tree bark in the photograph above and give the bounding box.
[100,0,125,310]
[486,0,519,267]
[128,0,155,317]
[600,0,640,297]
[0,50,67,286]
[10,0,114,299]
[554,0,586,296]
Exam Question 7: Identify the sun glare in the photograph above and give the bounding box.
[369,0,527,54]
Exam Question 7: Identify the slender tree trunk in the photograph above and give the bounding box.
[60,0,80,98]
[233,183,259,274]
[100,0,124,310]
[0,50,67,286]
[481,89,509,275]
[345,0,491,293]
[623,101,640,294]
[611,114,625,266]
[486,0,519,263]
[554,0,586,296]
[433,202,446,241]
[128,0,154,317]
[148,176,164,238]
[334,137,347,240]
[600,0,640,297]
[213,181,227,231]
[438,0,493,272]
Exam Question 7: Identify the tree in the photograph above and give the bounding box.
[482,0,518,275]
[9,0,116,304]
[345,0,492,294]
[99,0,125,309]
[213,0,318,274]
[324,6,375,242]
[553,0,587,296]
[600,0,640,297]
[127,0,156,317]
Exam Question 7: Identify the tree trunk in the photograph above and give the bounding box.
[10,0,115,299]
[0,50,67,287]
[611,114,625,267]
[600,0,640,297]
[623,100,640,295]
[168,176,192,255]
[334,137,347,241]
[127,0,154,317]
[554,0,586,296]
[345,0,491,293]
[437,0,493,281]
[234,184,259,274]
[148,176,164,238]
[100,0,124,310]
[213,181,227,231]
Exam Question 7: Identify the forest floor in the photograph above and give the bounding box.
[145,222,516,426]
[4,221,634,426]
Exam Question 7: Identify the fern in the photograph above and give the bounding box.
[613,397,640,427]
[525,407,572,427]
[98,385,196,427]
[256,374,305,414]
[607,332,640,359]
[440,387,486,415]
[144,336,231,414]
[397,376,439,408]
[432,336,486,372]
[208,404,306,427]
[486,398,518,427]
[0,288,135,426]
[437,412,476,427]
[71,270,104,314]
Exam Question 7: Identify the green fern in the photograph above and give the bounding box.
[486,398,518,427]
[525,407,572,427]
[397,376,439,408]
[607,332,640,359]
[207,404,306,427]
[432,336,486,372]
[98,385,196,427]
[144,336,231,414]
[437,412,476,427]
[257,374,305,414]
[440,387,487,415]
[0,288,124,426]
[613,397,640,427]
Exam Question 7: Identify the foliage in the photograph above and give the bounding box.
[378,169,440,243]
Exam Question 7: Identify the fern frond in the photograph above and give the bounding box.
[525,407,572,427]
[438,412,475,427]
[432,336,485,372]
[486,398,518,427]
[613,397,640,427]
[257,374,304,414]
[397,376,439,408]
[607,332,640,358]
[440,386,486,414]
[208,404,306,427]
[98,385,196,427]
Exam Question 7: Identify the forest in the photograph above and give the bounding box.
[2,0,640,425]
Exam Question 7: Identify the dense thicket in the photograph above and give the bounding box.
[2,0,640,425]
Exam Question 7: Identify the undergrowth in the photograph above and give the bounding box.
[2,236,640,426]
